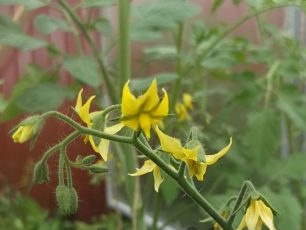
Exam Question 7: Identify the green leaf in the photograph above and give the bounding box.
[92,17,112,37]
[80,0,115,8]
[246,109,280,166]
[0,94,7,114]
[0,15,46,51]
[211,0,225,13]
[131,0,199,41]
[160,174,180,206]
[15,83,68,113]
[0,0,49,10]
[143,46,177,60]
[63,56,101,88]
[34,14,72,35]
[277,85,306,130]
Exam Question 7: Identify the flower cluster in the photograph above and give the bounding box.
[175,93,194,121]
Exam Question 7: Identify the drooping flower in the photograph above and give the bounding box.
[237,199,277,230]
[74,89,123,161]
[121,79,169,139]
[155,126,232,181]
[129,160,163,192]
[12,125,34,143]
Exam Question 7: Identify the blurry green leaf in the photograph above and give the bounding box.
[15,83,68,113]
[0,94,7,114]
[34,14,72,35]
[277,85,306,130]
[0,0,49,10]
[144,46,177,60]
[160,175,180,206]
[202,53,235,69]
[0,14,46,51]
[80,0,115,8]
[131,0,199,41]
[211,0,225,13]
[246,109,280,166]
[92,17,112,37]
[63,56,101,88]
[2,65,49,120]
[129,73,178,91]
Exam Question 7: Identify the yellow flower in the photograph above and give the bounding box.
[129,160,163,192]
[175,103,190,121]
[183,93,193,110]
[156,126,232,181]
[12,125,34,143]
[121,79,169,139]
[237,199,277,230]
[75,89,123,161]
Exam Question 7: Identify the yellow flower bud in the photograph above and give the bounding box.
[12,125,34,143]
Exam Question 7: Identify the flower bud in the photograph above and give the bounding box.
[11,115,44,144]
[81,154,96,165]
[88,163,108,174]
[56,185,78,215]
[33,161,49,184]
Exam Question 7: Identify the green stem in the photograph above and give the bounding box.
[227,181,249,225]
[118,0,131,90]
[133,135,232,230]
[58,145,66,186]
[42,111,132,144]
[171,22,184,111]
[152,192,162,230]
[57,0,118,103]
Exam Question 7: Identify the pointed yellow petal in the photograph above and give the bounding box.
[155,126,185,160]
[98,123,124,161]
[206,137,232,165]
[75,88,83,112]
[151,88,169,118]
[245,200,260,230]
[129,160,155,176]
[121,81,138,116]
[12,125,34,143]
[88,135,99,153]
[139,113,152,139]
[257,200,277,230]
[153,167,163,192]
[137,79,159,111]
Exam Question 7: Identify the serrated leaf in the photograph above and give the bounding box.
[63,56,101,88]
[15,83,68,113]
[0,0,49,10]
[131,0,199,41]
[246,109,280,166]
[34,14,72,35]
[80,0,115,8]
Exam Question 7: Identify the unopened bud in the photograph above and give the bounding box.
[81,154,96,165]
[56,185,78,215]
[88,163,108,174]
[33,161,49,184]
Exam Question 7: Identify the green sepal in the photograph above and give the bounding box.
[33,160,49,184]
[55,185,78,215]
[88,163,108,174]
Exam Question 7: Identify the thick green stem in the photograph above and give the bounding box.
[57,0,118,103]
[133,135,233,230]
[118,0,131,90]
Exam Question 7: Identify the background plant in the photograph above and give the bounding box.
[1,0,306,229]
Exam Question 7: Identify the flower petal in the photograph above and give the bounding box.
[155,126,186,160]
[257,200,277,230]
[206,137,232,165]
[139,113,152,139]
[236,216,247,230]
[151,88,169,118]
[75,88,83,112]
[137,79,159,112]
[186,160,207,181]
[121,81,138,116]
[121,116,139,131]
[153,166,163,192]
[245,200,260,230]
[129,160,155,176]
[183,93,194,110]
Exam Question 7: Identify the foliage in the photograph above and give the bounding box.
[1,0,306,229]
